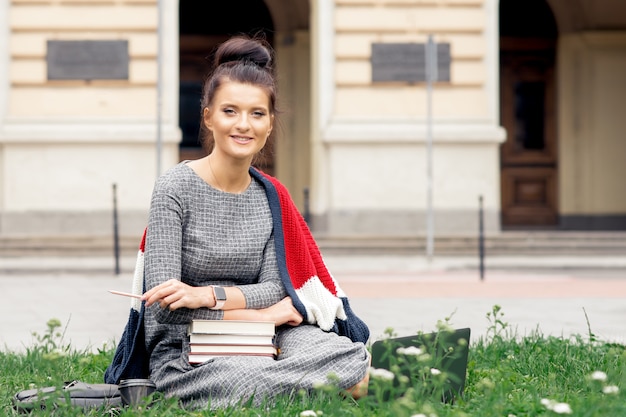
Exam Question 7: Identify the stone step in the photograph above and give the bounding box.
[0,235,140,257]
[323,231,626,256]
[1,231,624,257]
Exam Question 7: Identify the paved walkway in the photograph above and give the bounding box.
[1,254,625,353]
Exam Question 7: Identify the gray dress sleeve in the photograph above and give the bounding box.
[144,178,219,324]
[237,235,286,309]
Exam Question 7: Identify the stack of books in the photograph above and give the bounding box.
[188,319,277,364]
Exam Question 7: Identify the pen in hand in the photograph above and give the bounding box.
[109,290,143,300]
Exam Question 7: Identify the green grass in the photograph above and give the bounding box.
[2,307,625,416]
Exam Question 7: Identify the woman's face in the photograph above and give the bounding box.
[203,81,273,162]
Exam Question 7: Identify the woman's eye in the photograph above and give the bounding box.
[223,108,235,115]
[253,111,266,117]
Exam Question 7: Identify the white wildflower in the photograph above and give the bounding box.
[591,371,608,381]
[410,414,427,417]
[369,367,395,381]
[299,411,317,417]
[397,346,423,356]
[603,385,620,394]
[540,398,552,406]
[552,403,572,414]
[541,398,573,414]
[430,368,442,375]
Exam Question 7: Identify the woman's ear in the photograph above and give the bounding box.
[268,114,274,137]
[202,107,212,131]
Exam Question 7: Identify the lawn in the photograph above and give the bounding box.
[2,306,624,416]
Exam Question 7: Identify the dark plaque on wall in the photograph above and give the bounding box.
[47,40,129,80]
[371,43,451,83]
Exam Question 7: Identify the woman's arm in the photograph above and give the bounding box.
[143,229,297,324]
[223,297,302,326]
[143,281,301,326]
[233,233,285,309]
[220,236,301,325]
[144,181,202,324]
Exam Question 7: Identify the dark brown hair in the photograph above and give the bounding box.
[200,36,278,154]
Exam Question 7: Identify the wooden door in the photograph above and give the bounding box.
[500,39,558,226]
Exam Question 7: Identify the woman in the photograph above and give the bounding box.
[140,36,370,409]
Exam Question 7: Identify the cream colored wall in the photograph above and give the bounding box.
[0,0,180,236]
[0,2,6,214]
[334,1,490,120]
[558,32,626,216]
[8,1,160,119]
[328,142,499,210]
[4,143,159,211]
[310,0,504,235]
[274,31,311,210]
[0,145,4,212]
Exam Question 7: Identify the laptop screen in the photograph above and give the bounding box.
[368,327,471,403]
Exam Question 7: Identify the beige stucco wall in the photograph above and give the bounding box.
[274,30,312,210]
[8,1,160,119]
[558,32,626,217]
[5,0,622,239]
[333,1,489,119]
[0,0,180,236]
[311,0,504,236]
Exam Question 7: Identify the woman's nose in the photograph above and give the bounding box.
[236,114,251,131]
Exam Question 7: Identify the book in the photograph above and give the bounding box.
[189,343,278,363]
[188,320,275,336]
[189,351,276,364]
[188,320,278,363]
[189,333,274,346]
[189,343,277,355]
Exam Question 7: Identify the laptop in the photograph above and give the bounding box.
[368,328,471,403]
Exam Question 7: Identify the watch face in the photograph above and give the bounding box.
[214,286,227,301]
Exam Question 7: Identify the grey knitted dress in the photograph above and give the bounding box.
[143,162,370,409]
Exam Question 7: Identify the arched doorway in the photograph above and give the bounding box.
[499,0,558,227]
[178,0,275,173]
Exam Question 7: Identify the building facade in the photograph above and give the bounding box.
[1,0,625,241]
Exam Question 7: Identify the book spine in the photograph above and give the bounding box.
[189,352,276,363]
[189,334,275,345]
[189,343,277,354]
[188,320,275,336]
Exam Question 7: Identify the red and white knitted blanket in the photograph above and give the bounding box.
[251,168,369,344]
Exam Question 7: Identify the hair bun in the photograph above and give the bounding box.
[213,36,272,70]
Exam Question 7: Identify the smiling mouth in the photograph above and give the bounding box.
[232,135,253,142]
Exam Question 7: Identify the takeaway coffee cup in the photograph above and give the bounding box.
[118,379,156,407]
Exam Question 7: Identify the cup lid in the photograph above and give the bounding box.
[119,378,156,388]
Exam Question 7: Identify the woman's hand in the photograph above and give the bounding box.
[142,279,212,311]
[261,297,303,327]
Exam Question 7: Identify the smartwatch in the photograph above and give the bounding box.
[210,286,227,310]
